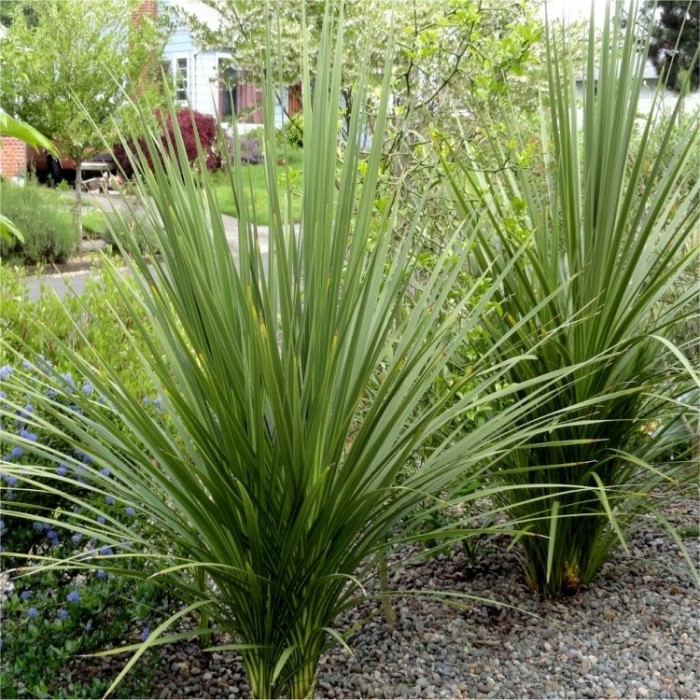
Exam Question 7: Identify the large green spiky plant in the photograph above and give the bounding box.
[1,5,611,697]
[443,2,699,596]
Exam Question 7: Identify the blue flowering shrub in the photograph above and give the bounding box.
[0,360,171,697]
[0,272,171,697]
[0,565,166,698]
[0,361,161,556]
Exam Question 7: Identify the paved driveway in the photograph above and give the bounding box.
[23,192,272,301]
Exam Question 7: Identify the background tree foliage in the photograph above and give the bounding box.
[0,0,168,250]
[178,0,542,128]
[180,0,547,249]
[0,0,38,28]
[640,0,699,92]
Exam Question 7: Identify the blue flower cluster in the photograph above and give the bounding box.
[142,395,164,413]
[73,448,93,465]
[60,372,75,393]
[2,402,38,463]
[6,579,85,627]
[30,521,61,547]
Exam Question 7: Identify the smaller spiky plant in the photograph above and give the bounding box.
[442,1,699,596]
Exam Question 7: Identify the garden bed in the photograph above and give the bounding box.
[39,499,699,699]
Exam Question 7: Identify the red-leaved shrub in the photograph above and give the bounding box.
[113,109,221,178]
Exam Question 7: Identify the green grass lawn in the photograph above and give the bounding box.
[212,149,304,226]
[82,208,109,237]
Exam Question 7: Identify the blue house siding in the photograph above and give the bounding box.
[160,1,287,127]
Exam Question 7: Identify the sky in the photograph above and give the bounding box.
[168,0,221,26]
[541,0,611,25]
[171,0,612,31]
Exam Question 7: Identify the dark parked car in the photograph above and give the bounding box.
[27,145,117,184]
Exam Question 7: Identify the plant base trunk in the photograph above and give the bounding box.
[378,555,397,629]
[245,651,319,699]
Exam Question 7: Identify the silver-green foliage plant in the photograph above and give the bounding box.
[0,180,75,264]
[443,2,699,596]
[2,6,587,697]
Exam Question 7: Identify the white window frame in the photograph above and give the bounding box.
[172,54,189,105]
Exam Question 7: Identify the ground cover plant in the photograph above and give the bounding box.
[0,6,590,698]
[442,4,700,596]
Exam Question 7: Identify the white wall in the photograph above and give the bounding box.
[193,52,229,118]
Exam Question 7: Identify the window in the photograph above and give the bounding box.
[175,57,188,103]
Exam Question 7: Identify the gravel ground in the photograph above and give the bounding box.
[61,501,699,699]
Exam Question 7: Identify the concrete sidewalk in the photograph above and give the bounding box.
[22,191,271,301]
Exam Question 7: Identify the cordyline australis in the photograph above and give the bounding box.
[441,0,699,596]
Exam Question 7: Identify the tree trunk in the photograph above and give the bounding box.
[74,159,83,253]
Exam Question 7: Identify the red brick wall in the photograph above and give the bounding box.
[131,0,157,28]
[0,138,27,178]
[288,84,302,115]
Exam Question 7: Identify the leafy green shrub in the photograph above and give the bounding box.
[0,267,153,387]
[280,111,303,148]
[230,126,265,164]
[101,211,160,254]
[636,106,700,364]
[444,7,699,596]
[0,181,75,264]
